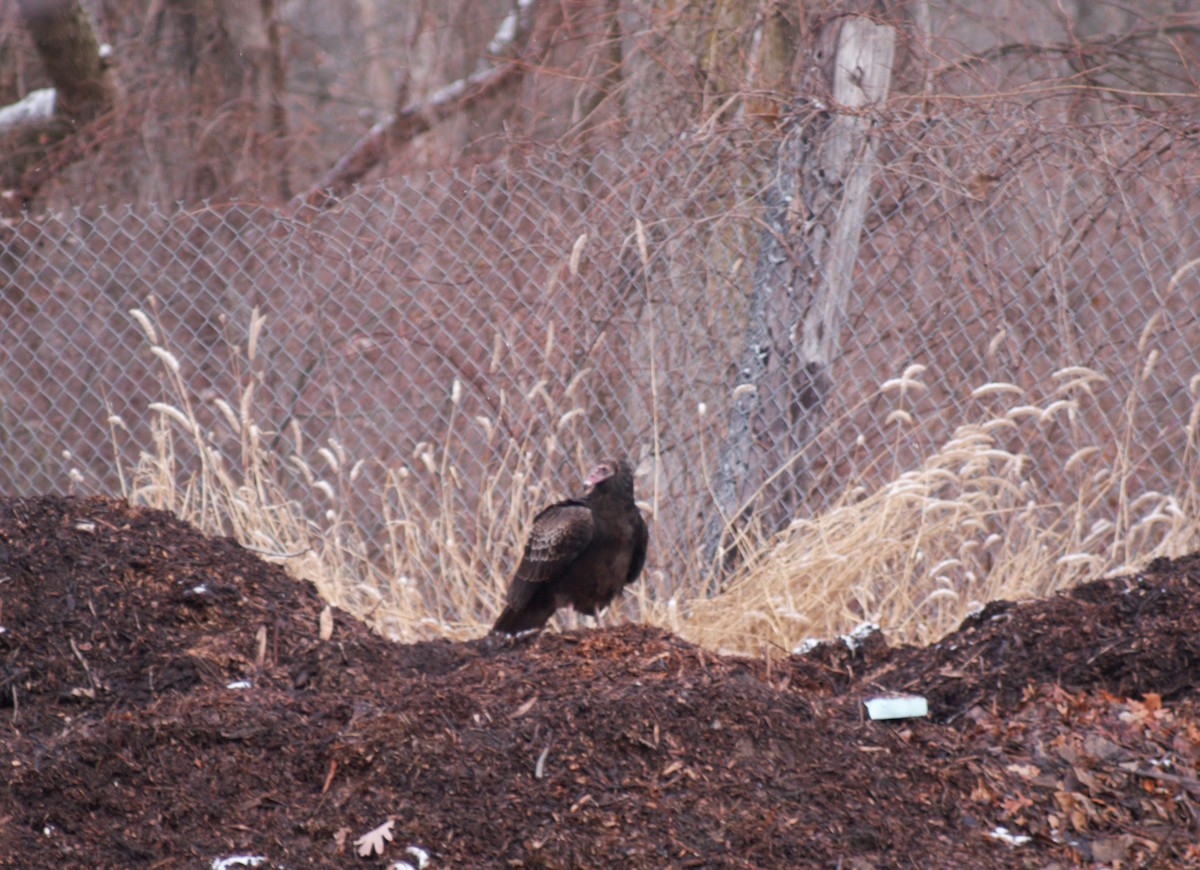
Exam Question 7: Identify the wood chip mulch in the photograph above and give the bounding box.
[3,494,1200,868]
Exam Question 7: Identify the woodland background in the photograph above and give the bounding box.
[2,0,1200,650]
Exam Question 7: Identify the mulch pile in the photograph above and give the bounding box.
[3,494,1200,868]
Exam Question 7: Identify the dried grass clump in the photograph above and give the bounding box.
[112,305,598,642]
[682,360,1200,654]
[114,306,402,632]
[106,306,1200,652]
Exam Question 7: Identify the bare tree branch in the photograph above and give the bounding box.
[294,0,540,209]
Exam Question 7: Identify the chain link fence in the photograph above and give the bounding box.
[3,100,1199,595]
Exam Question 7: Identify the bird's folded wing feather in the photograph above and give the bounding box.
[513,501,594,587]
[626,512,649,586]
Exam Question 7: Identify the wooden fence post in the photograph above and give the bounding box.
[703,15,896,576]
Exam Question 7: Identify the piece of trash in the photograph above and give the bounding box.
[389,844,432,870]
[986,825,1031,847]
[211,855,265,870]
[864,695,928,720]
[226,679,253,690]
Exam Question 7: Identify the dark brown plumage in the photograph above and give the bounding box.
[492,458,649,634]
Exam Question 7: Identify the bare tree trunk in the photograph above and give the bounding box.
[15,0,112,124]
[141,0,275,201]
[2,0,113,211]
[354,0,393,113]
[260,0,291,201]
[703,15,895,574]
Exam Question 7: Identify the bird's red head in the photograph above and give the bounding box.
[585,460,617,488]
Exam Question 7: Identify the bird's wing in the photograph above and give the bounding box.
[625,509,649,587]
[515,500,594,584]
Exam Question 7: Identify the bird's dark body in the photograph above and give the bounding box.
[492,459,648,634]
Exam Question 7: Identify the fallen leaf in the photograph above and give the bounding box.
[355,819,395,857]
[1005,763,1040,780]
[1091,834,1133,863]
[1054,791,1097,832]
[510,697,537,718]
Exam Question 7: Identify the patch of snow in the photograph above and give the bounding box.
[487,11,518,54]
[0,88,55,128]
[840,621,880,652]
[226,679,252,690]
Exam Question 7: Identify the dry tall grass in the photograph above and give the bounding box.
[109,306,1200,652]
[683,364,1200,653]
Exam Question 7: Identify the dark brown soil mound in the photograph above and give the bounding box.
[3,495,1199,867]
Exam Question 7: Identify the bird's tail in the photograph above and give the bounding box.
[492,601,555,635]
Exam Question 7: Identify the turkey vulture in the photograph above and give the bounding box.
[492,458,649,634]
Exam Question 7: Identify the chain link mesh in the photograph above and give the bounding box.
[3,102,1198,592]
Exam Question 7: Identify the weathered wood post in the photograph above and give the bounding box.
[703,15,896,575]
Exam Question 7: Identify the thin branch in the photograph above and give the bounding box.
[293,0,540,209]
[931,22,1200,85]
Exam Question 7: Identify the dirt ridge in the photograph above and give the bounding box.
[3,495,1199,867]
